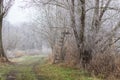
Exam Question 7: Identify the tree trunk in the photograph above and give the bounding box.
[92,0,100,32]
[71,0,87,68]
[71,0,81,59]
[0,16,8,61]
[79,0,86,58]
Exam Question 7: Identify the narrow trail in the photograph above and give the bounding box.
[5,63,40,80]
[32,60,47,80]
[0,55,47,80]
[6,70,18,80]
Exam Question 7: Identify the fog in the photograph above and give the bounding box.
[2,0,51,58]
[1,0,120,60]
[1,0,120,79]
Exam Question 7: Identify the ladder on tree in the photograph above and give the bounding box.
[54,29,70,63]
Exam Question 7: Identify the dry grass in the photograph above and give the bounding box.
[86,53,120,80]
[88,53,115,78]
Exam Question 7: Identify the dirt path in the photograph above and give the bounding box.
[5,64,45,80]
[4,64,36,80]
[3,55,47,80]
[6,70,18,80]
[32,61,47,80]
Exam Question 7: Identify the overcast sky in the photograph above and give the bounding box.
[6,0,37,25]
[5,0,120,25]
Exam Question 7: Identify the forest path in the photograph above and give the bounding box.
[6,70,19,80]
[0,55,98,80]
[0,55,47,80]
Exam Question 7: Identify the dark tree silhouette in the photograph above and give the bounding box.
[0,0,14,61]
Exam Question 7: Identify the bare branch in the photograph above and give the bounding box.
[86,7,120,13]
[99,0,112,21]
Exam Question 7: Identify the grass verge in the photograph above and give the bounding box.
[34,63,100,80]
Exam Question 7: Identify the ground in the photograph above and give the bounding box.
[0,55,44,80]
[0,55,100,80]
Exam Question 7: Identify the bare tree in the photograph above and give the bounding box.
[0,0,14,61]
[32,0,120,68]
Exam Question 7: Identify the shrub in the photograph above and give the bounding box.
[88,53,115,78]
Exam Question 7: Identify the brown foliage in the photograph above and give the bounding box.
[87,53,120,79]
[88,53,115,78]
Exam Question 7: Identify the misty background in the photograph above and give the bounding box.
[2,0,51,58]
[2,0,120,60]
